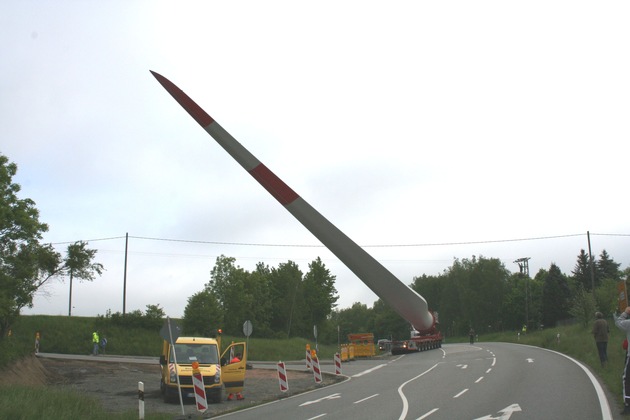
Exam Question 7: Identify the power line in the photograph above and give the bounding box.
[48,232,630,249]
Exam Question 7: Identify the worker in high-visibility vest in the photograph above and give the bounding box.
[227,353,244,400]
[92,331,100,356]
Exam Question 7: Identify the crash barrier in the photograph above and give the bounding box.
[347,333,376,357]
[334,353,342,375]
[277,361,289,393]
[138,381,145,420]
[340,344,355,362]
[192,362,207,413]
[340,344,348,362]
[312,352,322,383]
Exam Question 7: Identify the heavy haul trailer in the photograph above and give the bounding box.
[152,71,443,352]
[391,321,442,355]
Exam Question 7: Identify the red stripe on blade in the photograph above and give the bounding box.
[250,164,299,206]
[150,71,214,127]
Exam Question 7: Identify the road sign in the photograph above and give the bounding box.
[159,318,181,344]
[243,320,253,337]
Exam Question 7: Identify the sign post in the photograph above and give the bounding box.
[160,317,184,416]
[243,320,253,362]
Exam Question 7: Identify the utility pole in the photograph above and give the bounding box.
[514,257,531,329]
[123,232,128,316]
[587,231,596,292]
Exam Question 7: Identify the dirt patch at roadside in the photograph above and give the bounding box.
[3,355,344,418]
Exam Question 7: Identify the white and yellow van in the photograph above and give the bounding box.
[159,336,246,403]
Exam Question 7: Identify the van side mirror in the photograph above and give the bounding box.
[220,357,227,367]
[159,355,166,365]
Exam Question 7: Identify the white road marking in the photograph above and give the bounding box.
[306,414,327,420]
[474,403,522,420]
[397,363,440,420]
[354,394,378,404]
[475,376,484,383]
[526,358,534,363]
[453,388,468,398]
[299,393,341,407]
[417,408,439,419]
[352,364,387,378]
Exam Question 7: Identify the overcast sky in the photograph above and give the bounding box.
[2,1,629,321]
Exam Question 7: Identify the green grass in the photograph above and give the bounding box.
[0,386,172,420]
[1,315,626,417]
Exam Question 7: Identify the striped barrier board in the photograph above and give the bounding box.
[312,356,322,383]
[334,353,342,375]
[277,361,289,393]
[192,364,207,412]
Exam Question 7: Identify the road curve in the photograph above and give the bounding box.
[214,343,614,420]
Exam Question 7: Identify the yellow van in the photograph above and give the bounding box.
[159,336,246,403]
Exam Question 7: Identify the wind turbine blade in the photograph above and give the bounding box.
[151,70,434,330]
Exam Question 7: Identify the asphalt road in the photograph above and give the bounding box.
[218,342,613,420]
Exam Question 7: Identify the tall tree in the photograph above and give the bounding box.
[239,262,273,337]
[0,155,62,337]
[206,255,251,335]
[571,249,593,291]
[302,257,339,328]
[268,261,303,337]
[541,263,571,327]
[569,284,596,327]
[501,274,528,331]
[436,256,508,333]
[183,290,224,336]
[597,250,621,282]
[65,241,104,316]
[207,255,239,307]
[371,298,409,340]
[335,302,375,337]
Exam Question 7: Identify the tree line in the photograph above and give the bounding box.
[181,251,627,344]
[182,255,339,340]
[2,152,627,345]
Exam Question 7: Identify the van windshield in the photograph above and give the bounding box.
[171,343,219,365]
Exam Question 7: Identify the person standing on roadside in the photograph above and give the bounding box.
[615,307,630,416]
[227,353,244,401]
[92,330,100,356]
[35,331,41,354]
[592,312,609,367]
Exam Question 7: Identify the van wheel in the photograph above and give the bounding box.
[161,380,174,403]
[207,388,222,404]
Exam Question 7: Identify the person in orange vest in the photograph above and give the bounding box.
[227,353,244,401]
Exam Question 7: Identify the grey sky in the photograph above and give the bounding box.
[2,1,629,318]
